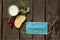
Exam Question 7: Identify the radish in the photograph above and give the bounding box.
[7,19,14,28]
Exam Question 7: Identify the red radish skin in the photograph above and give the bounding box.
[7,19,14,29]
[11,20,14,24]
[9,23,13,28]
[7,19,11,24]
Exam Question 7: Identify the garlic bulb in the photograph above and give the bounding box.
[21,7,30,13]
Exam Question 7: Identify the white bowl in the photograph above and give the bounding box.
[8,5,19,16]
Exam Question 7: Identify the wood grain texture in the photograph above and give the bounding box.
[46,0,58,40]
[2,0,19,40]
[1,0,60,40]
[0,3,1,39]
[20,0,32,40]
[32,0,45,40]
[0,0,2,40]
[56,0,60,40]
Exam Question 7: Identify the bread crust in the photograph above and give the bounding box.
[14,15,26,28]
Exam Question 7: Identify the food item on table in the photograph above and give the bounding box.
[14,15,26,28]
[8,5,19,16]
[7,18,14,28]
[21,7,30,13]
[7,18,11,24]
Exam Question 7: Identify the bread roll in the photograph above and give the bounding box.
[14,15,26,28]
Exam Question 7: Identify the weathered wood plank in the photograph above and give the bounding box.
[0,0,2,39]
[2,0,19,40]
[46,0,58,40]
[20,0,32,40]
[54,0,60,40]
[32,0,45,40]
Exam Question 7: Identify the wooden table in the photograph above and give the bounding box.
[0,0,60,40]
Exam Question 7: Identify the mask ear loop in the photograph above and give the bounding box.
[20,29,26,34]
[47,16,58,34]
[20,16,58,34]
